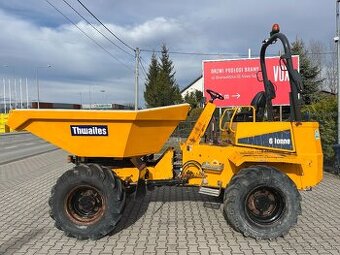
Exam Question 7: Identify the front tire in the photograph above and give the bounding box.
[223,165,300,240]
[49,164,126,240]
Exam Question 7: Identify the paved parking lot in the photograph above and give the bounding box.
[0,150,340,255]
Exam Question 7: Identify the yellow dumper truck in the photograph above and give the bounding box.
[7,26,323,240]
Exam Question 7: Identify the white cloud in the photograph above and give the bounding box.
[126,17,184,44]
[0,1,335,107]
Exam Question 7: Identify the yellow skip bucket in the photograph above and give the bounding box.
[8,104,190,157]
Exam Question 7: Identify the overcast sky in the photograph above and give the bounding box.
[0,0,334,107]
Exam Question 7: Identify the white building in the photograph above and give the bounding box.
[180,75,203,98]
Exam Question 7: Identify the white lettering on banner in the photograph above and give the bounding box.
[225,67,244,73]
[223,94,240,100]
[211,66,260,76]
[273,66,290,82]
[211,68,224,74]
[244,66,259,72]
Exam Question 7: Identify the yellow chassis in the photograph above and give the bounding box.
[7,101,323,191]
[113,102,323,191]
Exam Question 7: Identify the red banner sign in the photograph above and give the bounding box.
[203,56,299,107]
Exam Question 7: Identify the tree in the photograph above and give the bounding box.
[184,90,204,108]
[144,53,160,107]
[303,94,337,162]
[144,44,182,107]
[291,39,323,105]
[325,41,337,94]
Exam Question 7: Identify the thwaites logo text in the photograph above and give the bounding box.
[70,125,108,136]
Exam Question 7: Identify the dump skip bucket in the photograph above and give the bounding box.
[8,104,190,158]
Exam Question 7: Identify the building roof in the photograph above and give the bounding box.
[180,75,202,93]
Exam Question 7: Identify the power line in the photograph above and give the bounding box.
[45,0,134,72]
[140,48,245,57]
[140,48,269,57]
[76,0,135,52]
[141,48,337,57]
[139,57,148,80]
[61,0,134,58]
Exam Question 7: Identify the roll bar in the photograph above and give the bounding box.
[260,26,303,122]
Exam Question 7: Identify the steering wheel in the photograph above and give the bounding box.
[206,89,224,102]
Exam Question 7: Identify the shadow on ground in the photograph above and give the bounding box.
[110,186,223,236]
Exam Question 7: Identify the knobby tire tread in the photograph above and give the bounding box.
[49,163,126,240]
[223,165,300,240]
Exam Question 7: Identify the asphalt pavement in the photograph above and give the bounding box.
[0,132,57,165]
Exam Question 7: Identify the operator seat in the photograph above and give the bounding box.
[234,91,266,122]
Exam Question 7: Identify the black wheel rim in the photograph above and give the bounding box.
[245,186,285,226]
[65,185,105,225]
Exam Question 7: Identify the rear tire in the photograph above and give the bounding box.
[223,165,300,240]
[49,163,125,240]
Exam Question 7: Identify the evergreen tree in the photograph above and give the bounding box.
[291,39,323,105]
[184,90,204,108]
[303,93,337,162]
[144,44,182,107]
[144,53,160,107]
[292,39,335,162]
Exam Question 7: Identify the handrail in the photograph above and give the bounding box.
[219,106,256,133]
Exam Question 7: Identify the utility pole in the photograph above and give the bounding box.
[9,79,11,110]
[2,78,6,114]
[334,0,340,169]
[13,78,17,109]
[135,47,140,110]
[36,65,52,109]
[1,65,9,113]
[20,78,23,109]
[36,68,39,109]
[337,0,340,144]
[25,78,29,109]
[89,85,92,109]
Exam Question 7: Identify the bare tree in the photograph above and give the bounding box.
[308,39,337,93]
[309,40,324,67]
[325,41,337,94]
[308,40,325,89]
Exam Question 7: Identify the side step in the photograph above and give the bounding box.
[198,186,221,197]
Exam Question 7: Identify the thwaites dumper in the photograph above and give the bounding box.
[8,26,323,240]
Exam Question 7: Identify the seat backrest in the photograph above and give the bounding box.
[251,91,266,121]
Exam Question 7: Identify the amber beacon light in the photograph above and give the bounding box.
[270,23,280,36]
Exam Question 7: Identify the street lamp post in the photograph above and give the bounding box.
[334,0,340,171]
[334,0,340,141]
[1,65,9,114]
[100,90,106,104]
[36,65,51,109]
[79,92,83,105]
[2,78,5,114]
[25,78,29,109]
[1,64,15,112]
